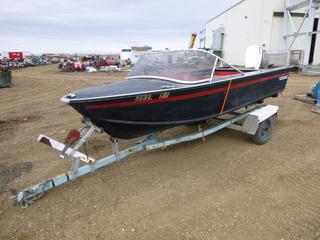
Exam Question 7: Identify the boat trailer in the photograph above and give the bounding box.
[10,105,278,208]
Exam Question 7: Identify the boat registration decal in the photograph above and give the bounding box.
[87,72,288,109]
[135,94,152,101]
[159,92,170,99]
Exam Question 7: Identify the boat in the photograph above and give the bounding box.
[61,49,290,139]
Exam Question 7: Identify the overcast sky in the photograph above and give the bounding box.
[0,0,238,54]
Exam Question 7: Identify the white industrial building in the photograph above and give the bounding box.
[201,0,320,67]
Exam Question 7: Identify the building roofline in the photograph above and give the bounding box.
[206,0,245,23]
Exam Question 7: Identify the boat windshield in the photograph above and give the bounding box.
[127,50,218,82]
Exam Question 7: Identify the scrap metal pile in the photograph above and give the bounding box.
[58,55,130,73]
[0,55,50,69]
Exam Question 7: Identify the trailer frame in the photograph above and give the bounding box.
[10,104,278,208]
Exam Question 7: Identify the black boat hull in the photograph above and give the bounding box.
[69,67,290,139]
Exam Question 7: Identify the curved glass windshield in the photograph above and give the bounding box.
[127,50,218,82]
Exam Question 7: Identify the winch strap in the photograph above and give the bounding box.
[220,80,232,114]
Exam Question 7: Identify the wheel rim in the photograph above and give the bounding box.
[260,121,270,137]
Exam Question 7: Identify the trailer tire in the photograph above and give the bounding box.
[251,117,273,145]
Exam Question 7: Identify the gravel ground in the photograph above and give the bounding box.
[0,64,320,240]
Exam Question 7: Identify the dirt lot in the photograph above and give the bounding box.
[0,64,320,240]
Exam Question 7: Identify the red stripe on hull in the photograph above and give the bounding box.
[215,71,239,76]
[88,73,288,109]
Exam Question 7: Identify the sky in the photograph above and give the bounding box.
[0,0,239,54]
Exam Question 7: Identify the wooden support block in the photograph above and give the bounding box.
[311,106,320,114]
[293,95,316,104]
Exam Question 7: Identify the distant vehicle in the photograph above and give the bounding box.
[99,65,122,72]
[85,66,97,73]
[96,59,119,68]
[120,48,132,61]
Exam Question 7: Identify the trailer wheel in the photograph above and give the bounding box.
[251,117,273,145]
